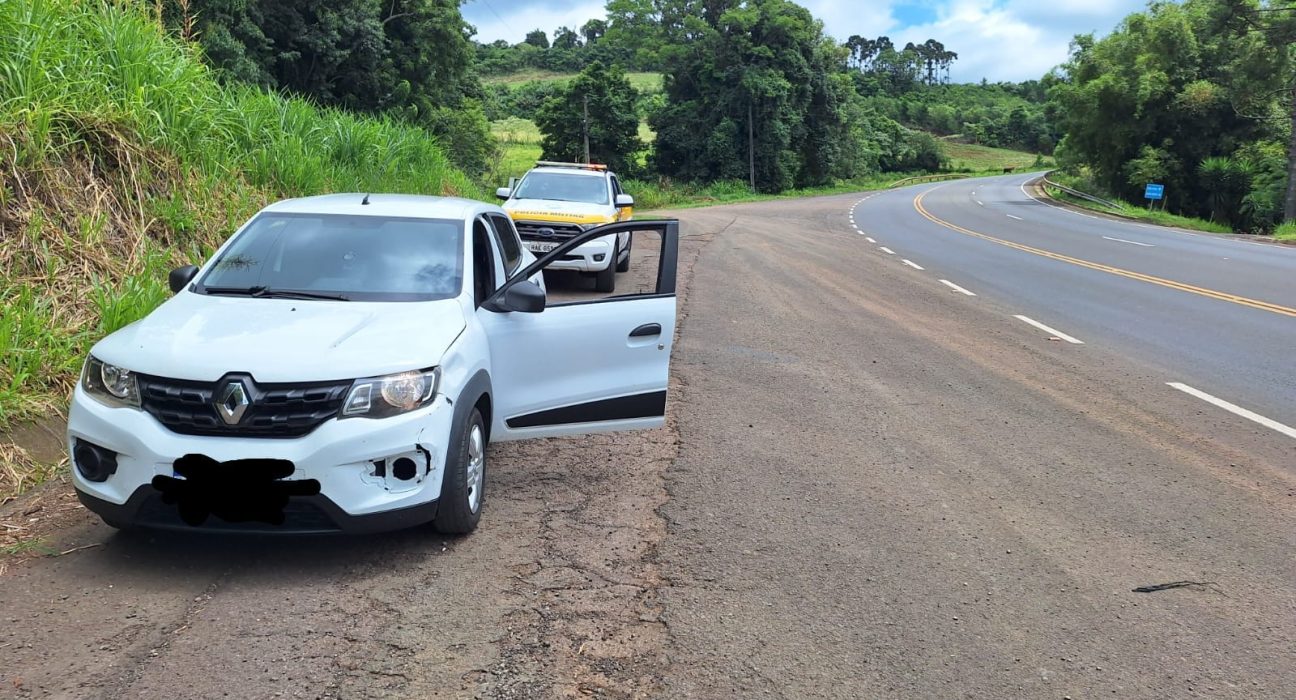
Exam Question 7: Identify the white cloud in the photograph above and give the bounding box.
[895,0,1064,82]
[799,0,900,39]
[464,0,607,44]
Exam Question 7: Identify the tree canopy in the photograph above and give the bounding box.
[164,0,491,172]
[1047,0,1293,229]
[534,62,643,173]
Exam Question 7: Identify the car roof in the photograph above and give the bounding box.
[526,167,611,179]
[263,193,495,220]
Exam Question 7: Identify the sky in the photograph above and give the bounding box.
[461,0,1152,83]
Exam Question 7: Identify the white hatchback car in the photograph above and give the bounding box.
[67,194,678,534]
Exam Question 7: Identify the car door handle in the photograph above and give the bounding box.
[629,323,661,338]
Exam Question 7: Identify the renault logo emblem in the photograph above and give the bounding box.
[215,380,250,425]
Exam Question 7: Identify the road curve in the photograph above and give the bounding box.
[658,184,1296,698]
[856,174,1296,424]
[2,178,1294,699]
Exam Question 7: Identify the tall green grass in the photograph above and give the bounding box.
[0,0,480,428]
[1275,222,1296,241]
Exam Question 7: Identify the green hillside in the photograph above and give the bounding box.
[0,0,477,430]
[483,70,663,92]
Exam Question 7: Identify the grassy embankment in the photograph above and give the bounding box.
[0,0,477,499]
[1042,171,1232,234]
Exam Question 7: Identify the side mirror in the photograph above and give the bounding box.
[495,187,512,200]
[169,265,199,294]
[489,280,545,313]
[615,194,634,208]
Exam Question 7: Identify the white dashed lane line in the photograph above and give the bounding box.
[939,280,977,296]
[865,237,876,243]
[1168,383,1296,441]
[1013,315,1084,344]
[879,246,896,255]
[902,259,924,270]
[1006,214,1023,221]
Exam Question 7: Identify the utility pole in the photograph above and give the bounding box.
[1286,83,1296,222]
[583,93,591,164]
[748,101,755,192]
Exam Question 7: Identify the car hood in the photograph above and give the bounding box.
[92,292,466,383]
[505,198,614,224]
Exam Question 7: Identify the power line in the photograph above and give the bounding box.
[471,0,516,40]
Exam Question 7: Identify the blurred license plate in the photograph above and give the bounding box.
[526,241,559,253]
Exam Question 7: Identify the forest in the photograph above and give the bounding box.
[164,0,1292,230]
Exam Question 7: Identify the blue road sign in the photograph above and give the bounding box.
[1145,183,1165,201]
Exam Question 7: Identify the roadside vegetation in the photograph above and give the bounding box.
[1043,173,1232,234]
[1046,0,1294,235]
[0,0,475,442]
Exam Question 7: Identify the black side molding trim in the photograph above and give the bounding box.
[506,391,666,429]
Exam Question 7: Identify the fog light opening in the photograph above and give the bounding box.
[392,457,417,481]
[593,254,606,262]
[73,439,118,483]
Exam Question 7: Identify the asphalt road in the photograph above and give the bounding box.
[3,176,1294,698]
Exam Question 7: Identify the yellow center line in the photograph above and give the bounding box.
[912,189,1296,319]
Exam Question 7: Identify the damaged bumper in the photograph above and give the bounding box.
[67,385,454,533]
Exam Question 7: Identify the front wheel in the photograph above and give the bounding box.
[616,234,632,272]
[434,408,486,534]
[594,240,618,293]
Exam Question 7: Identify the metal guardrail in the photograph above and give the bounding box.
[1036,170,1123,210]
[887,173,966,188]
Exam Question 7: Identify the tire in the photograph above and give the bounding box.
[594,239,618,293]
[615,234,632,272]
[434,408,486,534]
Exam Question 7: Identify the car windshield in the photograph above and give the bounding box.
[513,172,609,205]
[196,213,463,301]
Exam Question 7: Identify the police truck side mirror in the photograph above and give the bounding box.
[615,194,634,208]
[495,187,511,200]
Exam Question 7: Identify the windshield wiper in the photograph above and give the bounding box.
[204,286,350,301]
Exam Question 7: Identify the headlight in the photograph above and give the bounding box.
[341,368,440,419]
[81,356,140,408]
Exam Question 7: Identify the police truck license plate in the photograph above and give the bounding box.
[525,241,559,253]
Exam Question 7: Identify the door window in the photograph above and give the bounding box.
[487,214,523,275]
[471,219,500,308]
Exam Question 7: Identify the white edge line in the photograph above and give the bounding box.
[1102,235,1155,247]
[879,246,895,255]
[1167,383,1296,440]
[939,279,976,296]
[902,259,924,270]
[1013,315,1084,344]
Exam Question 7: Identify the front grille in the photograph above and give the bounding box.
[137,373,351,438]
[515,221,584,240]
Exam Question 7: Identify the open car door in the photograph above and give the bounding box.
[478,220,678,441]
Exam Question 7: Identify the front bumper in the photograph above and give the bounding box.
[522,233,615,272]
[75,485,438,534]
[67,384,455,533]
